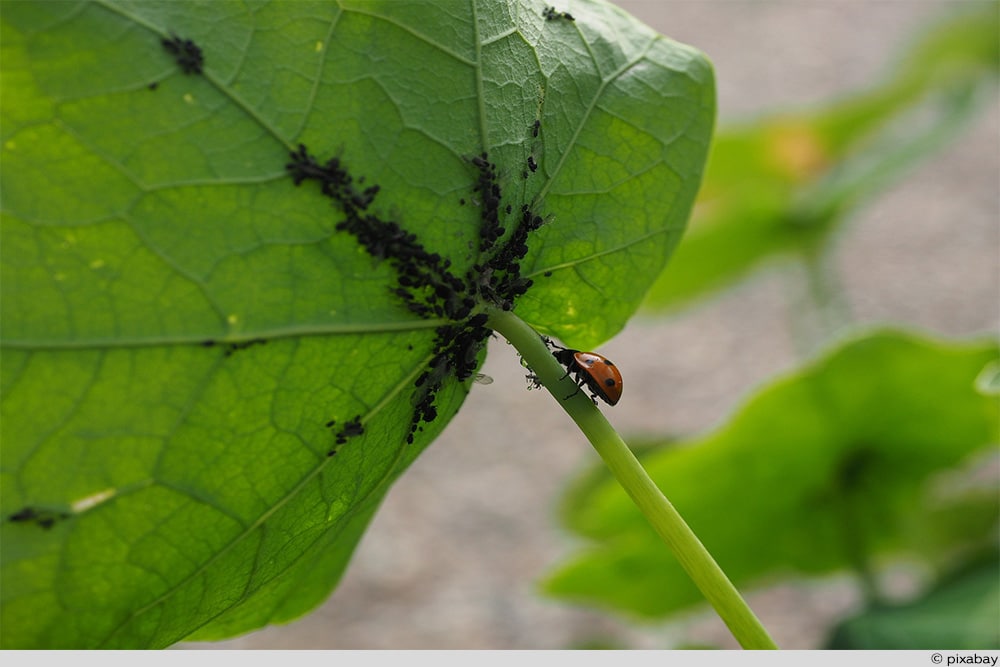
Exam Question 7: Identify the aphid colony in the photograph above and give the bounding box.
[285,145,546,451]
[5,20,621,533]
[161,34,204,75]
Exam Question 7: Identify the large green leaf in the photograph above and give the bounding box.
[642,3,998,311]
[0,0,714,648]
[826,554,1000,649]
[543,330,999,619]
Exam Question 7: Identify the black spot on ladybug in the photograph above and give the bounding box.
[161,34,204,75]
[7,506,71,530]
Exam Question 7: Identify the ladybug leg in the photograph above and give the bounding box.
[562,375,585,401]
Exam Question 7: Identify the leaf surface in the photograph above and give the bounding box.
[826,555,1000,649]
[0,0,714,647]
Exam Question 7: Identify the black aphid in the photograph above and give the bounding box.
[7,506,71,530]
[542,6,575,21]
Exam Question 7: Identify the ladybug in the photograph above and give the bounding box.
[551,345,623,406]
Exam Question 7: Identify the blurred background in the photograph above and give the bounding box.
[188,0,998,649]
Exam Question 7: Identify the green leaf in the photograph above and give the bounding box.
[826,554,1000,649]
[642,3,998,311]
[542,330,999,619]
[0,0,714,648]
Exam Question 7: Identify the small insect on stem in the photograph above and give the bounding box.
[545,338,623,406]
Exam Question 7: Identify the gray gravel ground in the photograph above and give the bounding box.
[187,0,999,650]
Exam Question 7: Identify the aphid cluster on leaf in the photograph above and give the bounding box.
[6,506,71,530]
[198,338,268,358]
[222,338,267,357]
[467,153,547,312]
[326,415,365,455]
[161,33,204,75]
[286,144,548,446]
[542,6,575,22]
[286,145,381,211]
[402,152,551,442]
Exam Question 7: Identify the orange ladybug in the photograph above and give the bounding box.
[551,346,623,406]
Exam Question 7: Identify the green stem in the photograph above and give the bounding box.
[486,307,778,650]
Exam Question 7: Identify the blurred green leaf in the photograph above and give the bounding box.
[543,330,999,619]
[826,554,1000,649]
[0,0,714,648]
[642,2,999,311]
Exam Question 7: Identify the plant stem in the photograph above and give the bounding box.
[486,307,778,650]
